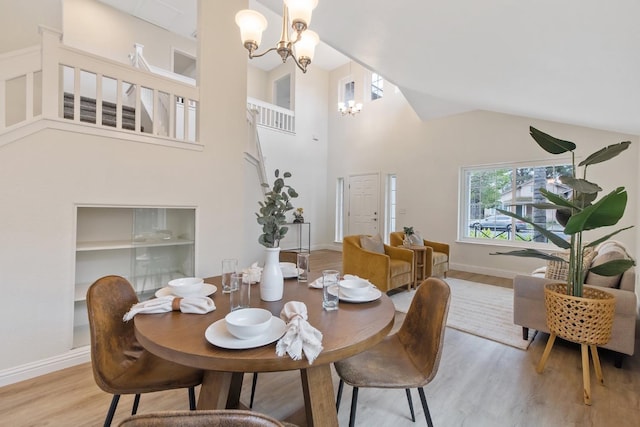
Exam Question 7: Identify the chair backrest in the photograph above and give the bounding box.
[389,231,404,247]
[86,275,143,393]
[397,277,451,381]
[118,409,286,427]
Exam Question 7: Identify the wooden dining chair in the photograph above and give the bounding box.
[87,275,204,426]
[334,277,451,427]
[117,409,288,426]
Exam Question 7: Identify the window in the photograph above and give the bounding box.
[273,74,291,110]
[344,80,355,104]
[335,177,345,242]
[460,162,572,244]
[384,174,397,243]
[370,73,383,100]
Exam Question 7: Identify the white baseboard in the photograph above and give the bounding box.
[0,346,90,387]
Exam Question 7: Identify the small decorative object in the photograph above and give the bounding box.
[293,207,304,223]
[256,169,299,301]
[403,226,422,246]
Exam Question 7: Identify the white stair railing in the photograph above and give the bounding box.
[247,97,295,134]
[1,27,199,146]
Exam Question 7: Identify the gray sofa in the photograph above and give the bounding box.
[513,241,638,367]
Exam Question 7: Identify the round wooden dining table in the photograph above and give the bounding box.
[134,273,396,427]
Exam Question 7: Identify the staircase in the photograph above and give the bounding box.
[63,92,136,130]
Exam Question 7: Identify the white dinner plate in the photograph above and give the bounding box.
[205,316,286,349]
[155,283,217,298]
[328,284,382,303]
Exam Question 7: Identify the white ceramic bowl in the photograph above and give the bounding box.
[339,278,371,298]
[168,277,204,297]
[225,308,272,340]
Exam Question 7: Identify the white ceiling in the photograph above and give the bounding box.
[99,0,640,135]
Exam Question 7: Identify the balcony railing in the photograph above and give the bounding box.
[247,97,295,134]
[1,27,199,147]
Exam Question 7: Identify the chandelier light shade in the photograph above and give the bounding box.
[338,100,363,116]
[235,0,320,73]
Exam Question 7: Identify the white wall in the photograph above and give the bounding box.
[327,61,640,279]
[0,0,61,53]
[63,0,196,71]
[0,0,248,374]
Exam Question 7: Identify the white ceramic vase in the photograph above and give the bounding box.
[260,247,284,301]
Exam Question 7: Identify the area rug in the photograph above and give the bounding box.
[390,278,535,350]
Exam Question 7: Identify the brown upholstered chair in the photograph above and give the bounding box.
[87,275,204,427]
[118,409,288,427]
[390,231,450,278]
[335,277,451,427]
[342,234,413,292]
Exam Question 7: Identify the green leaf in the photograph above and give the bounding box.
[538,189,576,209]
[529,126,576,154]
[559,176,601,195]
[564,188,627,234]
[283,171,292,178]
[496,209,571,249]
[578,141,631,167]
[585,226,634,249]
[490,248,566,262]
[588,258,635,276]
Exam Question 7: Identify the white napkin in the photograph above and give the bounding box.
[275,301,323,364]
[242,261,262,283]
[122,295,215,321]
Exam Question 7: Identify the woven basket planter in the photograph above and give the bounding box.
[544,283,616,346]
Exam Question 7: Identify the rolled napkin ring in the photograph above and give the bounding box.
[171,297,183,311]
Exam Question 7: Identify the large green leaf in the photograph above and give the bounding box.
[578,141,631,167]
[496,209,571,249]
[539,189,577,209]
[529,126,576,154]
[585,226,634,248]
[559,176,601,194]
[589,259,635,276]
[564,188,627,233]
[490,248,566,262]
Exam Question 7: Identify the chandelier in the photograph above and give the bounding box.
[235,0,320,73]
[338,100,363,116]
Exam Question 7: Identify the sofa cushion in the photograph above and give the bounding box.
[360,234,385,254]
[585,246,626,288]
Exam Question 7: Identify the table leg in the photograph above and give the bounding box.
[300,364,338,427]
[197,371,243,410]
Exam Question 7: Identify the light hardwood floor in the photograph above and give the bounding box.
[1,250,638,426]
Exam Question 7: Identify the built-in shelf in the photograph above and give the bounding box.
[73,206,196,348]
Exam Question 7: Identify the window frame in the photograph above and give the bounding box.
[458,158,573,248]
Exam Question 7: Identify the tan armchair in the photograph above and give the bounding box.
[390,231,450,278]
[342,235,413,292]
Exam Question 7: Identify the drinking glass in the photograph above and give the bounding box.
[229,273,250,311]
[221,258,238,294]
[322,269,340,311]
[297,252,310,283]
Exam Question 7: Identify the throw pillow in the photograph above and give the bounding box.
[585,246,626,288]
[544,247,597,281]
[360,234,385,254]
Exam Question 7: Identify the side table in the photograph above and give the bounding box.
[405,245,427,289]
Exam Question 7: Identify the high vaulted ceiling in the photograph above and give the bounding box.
[100,0,640,135]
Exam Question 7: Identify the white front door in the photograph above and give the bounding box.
[348,173,380,236]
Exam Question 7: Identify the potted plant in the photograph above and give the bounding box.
[493,126,634,295]
[493,127,634,404]
[293,207,305,223]
[402,226,415,246]
[256,169,299,301]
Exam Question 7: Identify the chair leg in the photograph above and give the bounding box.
[188,386,196,410]
[614,352,624,369]
[336,379,344,411]
[417,387,433,427]
[131,394,140,415]
[250,373,258,409]
[104,395,120,427]
[405,388,416,422]
[522,327,529,340]
[348,387,359,427]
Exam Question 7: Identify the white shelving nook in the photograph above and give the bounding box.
[73,206,196,348]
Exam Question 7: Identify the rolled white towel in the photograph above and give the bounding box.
[123,295,215,321]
